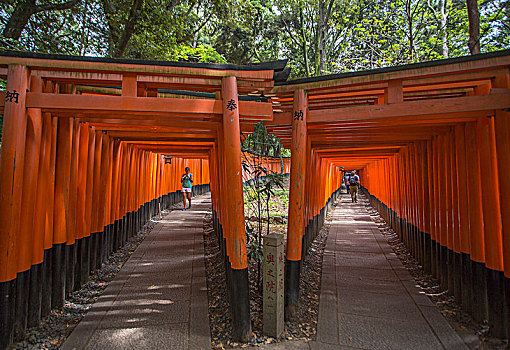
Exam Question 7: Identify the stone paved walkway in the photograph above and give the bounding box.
[314,194,468,350]
[250,194,468,350]
[63,192,468,350]
[62,195,212,350]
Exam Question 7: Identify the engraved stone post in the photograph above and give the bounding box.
[263,233,284,338]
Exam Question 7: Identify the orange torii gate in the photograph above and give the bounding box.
[267,49,510,337]
[2,48,510,348]
[0,51,290,347]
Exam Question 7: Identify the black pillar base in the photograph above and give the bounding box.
[41,249,52,316]
[74,239,83,292]
[80,236,90,286]
[431,240,437,279]
[285,259,301,321]
[460,253,472,314]
[487,269,508,339]
[453,252,462,302]
[51,243,66,309]
[230,268,251,342]
[113,220,120,252]
[0,279,15,349]
[13,270,29,341]
[97,230,104,270]
[506,277,510,339]
[423,234,431,274]
[447,249,455,295]
[27,263,43,328]
[65,243,76,297]
[439,245,448,290]
[472,261,488,323]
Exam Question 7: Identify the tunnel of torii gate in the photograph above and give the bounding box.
[1,49,510,346]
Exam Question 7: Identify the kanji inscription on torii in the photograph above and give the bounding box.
[5,90,19,104]
[226,98,237,111]
[263,233,284,338]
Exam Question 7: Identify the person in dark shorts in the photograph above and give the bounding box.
[181,167,193,210]
[344,172,351,194]
[349,170,360,203]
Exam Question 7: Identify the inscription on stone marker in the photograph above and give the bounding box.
[263,233,284,338]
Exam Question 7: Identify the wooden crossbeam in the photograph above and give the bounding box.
[308,135,433,142]
[31,71,273,93]
[265,93,508,126]
[25,93,273,120]
[106,131,216,139]
[315,145,404,152]
[80,118,218,129]
[306,94,509,123]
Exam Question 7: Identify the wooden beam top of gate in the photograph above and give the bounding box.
[25,93,273,120]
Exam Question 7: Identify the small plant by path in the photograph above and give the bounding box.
[205,182,339,348]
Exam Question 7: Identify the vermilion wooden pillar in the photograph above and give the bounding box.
[221,76,251,342]
[91,131,103,271]
[477,117,506,337]
[432,137,440,279]
[465,121,488,322]
[454,124,473,314]
[493,71,510,338]
[426,141,434,269]
[0,65,29,282]
[286,89,307,319]
[437,134,448,289]
[0,66,29,344]
[41,115,57,317]
[421,142,432,275]
[52,116,73,310]
[76,123,91,288]
[444,132,454,294]
[21,76,43,329]
[66,118,79,297]
[84,128,96,247]
[32,111,52,324]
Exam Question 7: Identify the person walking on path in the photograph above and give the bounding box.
[344,172,351,194]
[181,166,193,210]
[349,170,360,203]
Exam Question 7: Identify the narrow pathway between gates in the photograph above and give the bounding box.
[61,192,469,350]
[252,193,469,350]
[314,194,468,350]
[62,195,212,350]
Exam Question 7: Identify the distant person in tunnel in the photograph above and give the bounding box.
[181,167,193,210]
[349,170,360,203]
[344,172,351,194]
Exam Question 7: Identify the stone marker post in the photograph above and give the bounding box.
[263,233,284,338]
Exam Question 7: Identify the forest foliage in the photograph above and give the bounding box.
[0,0,509,79]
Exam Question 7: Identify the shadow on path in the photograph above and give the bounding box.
[249,193,468,350]
[61,195,212,350]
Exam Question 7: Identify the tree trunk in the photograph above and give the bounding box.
[406,0,415,61]
[101,0,121,52]
[317,1,325,75]
[439,0,448,57]
[299,8,311,77]
[466,0,481,54]
[2,0,80,40]
[113,0,144,58]
[316,0,334,76]
[2,0,37,40]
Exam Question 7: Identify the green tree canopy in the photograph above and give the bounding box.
[0,0,509,77]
